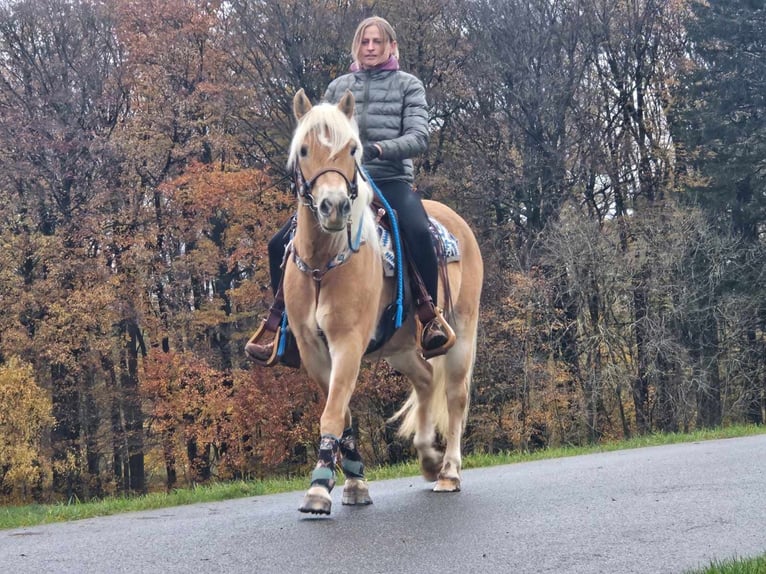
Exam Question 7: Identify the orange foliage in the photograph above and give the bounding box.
[140,347,326,482]
[230,367,321,476]
[156,160,296,352]
[141,349,231,482]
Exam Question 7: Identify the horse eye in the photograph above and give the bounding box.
[300,145,308,157]
[350,145,357,156]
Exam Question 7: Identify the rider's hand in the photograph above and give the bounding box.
[363,143,381,162]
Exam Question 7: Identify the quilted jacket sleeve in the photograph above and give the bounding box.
[374,73,428,161]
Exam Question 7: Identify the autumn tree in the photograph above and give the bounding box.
[223,0,369,173]
[110,0,287,486]
[453,0,596,448]
[0,0,134,498]
[577,0,692,432]
[0,358,54,503]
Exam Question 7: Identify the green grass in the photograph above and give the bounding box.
[686,555,766,574]
[1,424,764,531]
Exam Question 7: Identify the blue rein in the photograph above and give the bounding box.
[361,166,404,329]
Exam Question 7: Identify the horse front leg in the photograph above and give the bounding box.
[299,434,339,514]
[299,340,366,515]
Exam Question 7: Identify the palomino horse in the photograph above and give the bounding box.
[284,89,483,515]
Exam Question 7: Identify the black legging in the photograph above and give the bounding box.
[266,180,438,306]
[267,217,294,295]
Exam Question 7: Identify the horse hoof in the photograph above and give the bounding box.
[419,453,443,482]
[341,478,373,506]
[299,487,332,515]
[433,477,461,492]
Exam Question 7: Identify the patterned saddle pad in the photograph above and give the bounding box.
[377,217,460,277]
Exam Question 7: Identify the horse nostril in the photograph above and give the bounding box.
[339,197,351,217]
[319,198,332,217]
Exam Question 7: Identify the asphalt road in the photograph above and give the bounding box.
[2,435,765,574]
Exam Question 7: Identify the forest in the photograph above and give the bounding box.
[0,0,764,504]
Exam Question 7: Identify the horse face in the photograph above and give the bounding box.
[292,89,361,233]
[299,134,358,232]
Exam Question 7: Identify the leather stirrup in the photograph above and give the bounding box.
[419,307,456,359]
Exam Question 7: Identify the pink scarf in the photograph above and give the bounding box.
[350,56,400,73]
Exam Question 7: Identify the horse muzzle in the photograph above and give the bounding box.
[317,194,351,232]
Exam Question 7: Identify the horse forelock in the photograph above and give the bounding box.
[288,103,362,169]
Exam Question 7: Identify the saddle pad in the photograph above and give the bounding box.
[377,217,460,277]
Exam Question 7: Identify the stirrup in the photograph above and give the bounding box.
[244,320,282,367]
[420,308,456,360]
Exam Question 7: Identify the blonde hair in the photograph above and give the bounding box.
[351,16,399,67]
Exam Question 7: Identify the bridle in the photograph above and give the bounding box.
[290,158,368,284]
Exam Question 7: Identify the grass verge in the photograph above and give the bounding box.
[1,424,764,531]
[685,555,766,573]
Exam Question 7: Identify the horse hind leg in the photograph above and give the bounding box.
[433,334,475,493]
[417,437,444,483]
[412,400,443,482]
[339,427,373,506]
[391,355,443,482]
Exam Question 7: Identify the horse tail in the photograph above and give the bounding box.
[393,332,478,439]
[391,391,418,438]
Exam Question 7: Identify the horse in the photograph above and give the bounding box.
[283,88,483,515]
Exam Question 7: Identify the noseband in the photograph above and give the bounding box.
[292,164,360,213]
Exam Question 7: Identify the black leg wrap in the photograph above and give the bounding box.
[310,434,339,491]
[339,427,365,479]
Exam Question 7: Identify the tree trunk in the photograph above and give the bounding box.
[694,317,722,429]
[84,386,103,498]
[632,282,651,434]
[121,320,146,494]
[50,364,80,500]
[164,430,178,490]
[654,357,678,433]
[696,371,722,429]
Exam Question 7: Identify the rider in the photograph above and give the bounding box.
[245,16,453,363]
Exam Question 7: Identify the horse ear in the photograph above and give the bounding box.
[338,90,355,119]
[293,88,312,120]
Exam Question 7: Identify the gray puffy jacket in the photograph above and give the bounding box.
[324,66,429,184]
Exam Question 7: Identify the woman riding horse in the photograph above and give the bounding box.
[282,87,482,514]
